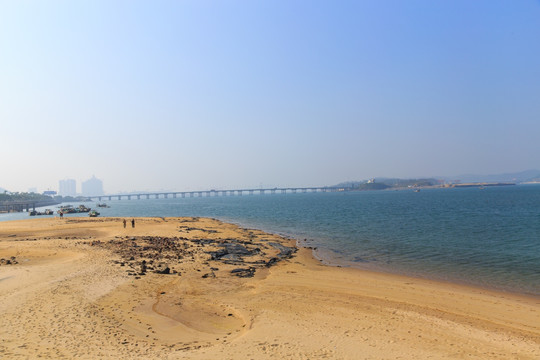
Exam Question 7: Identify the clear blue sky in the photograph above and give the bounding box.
[1,0,539,193]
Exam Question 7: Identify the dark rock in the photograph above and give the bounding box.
[155,263,170,274]
[268,242,296,258]
[208,242,259,261]
[220,254,243,262]
[265,257,280,267]
[230,267,256,278]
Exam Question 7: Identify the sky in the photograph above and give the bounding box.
[1,0,539,194]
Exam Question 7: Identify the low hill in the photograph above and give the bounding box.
[334,178,439,190]
[451,170,540,183]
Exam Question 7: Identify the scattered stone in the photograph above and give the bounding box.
[89,224,297,280]
[155,263,170,274]
[140,260,147,273]
[1,257,18,265]
[230,267,256,278]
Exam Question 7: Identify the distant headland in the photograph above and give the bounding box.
[333,169,540,191]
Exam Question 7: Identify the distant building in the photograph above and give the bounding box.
[81,176,104,196]
[59,179,77,197]
[43,190,57,196]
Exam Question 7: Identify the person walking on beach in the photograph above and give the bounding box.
[131,219,135,228]
[123,219,126,228]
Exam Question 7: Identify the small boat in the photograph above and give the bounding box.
[77,205,91,213]
[97,203,109,208]
[88,210,100,217]
[44,209,54,215]
[58,205,76,214]
[414,189,420,192]
[29,210,37,216]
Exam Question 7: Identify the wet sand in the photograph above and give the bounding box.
[0,217,539,359]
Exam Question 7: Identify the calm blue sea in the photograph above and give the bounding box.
[2,185,540,296]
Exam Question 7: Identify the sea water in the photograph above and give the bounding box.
[2,185,539,296]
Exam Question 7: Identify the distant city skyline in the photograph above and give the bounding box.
[2,169,538,196]
[58,179,77,197]
[1,1,539,193]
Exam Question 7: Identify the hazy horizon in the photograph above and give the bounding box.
[2,1,539,194]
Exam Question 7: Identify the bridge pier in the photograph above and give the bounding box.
[173,193,177,199]
[108,196,112,201]
[128,195,131,200]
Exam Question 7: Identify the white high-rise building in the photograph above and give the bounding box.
[81,176,104,196]
[59,179,77,196]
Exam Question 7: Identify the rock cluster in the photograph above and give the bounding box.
[0,256,18,265]
[90,234,297,280]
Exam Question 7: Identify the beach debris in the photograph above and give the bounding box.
[0,256,18,265]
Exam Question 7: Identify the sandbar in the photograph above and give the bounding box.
[0,217,539,359]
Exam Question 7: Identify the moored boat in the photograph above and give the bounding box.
[77,205,91,213]
[88,210,100,217]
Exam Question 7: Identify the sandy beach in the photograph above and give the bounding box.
[0,217,538,359]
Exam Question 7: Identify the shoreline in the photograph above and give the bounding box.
[2,215,539,299]
[1,217,539,358]
[219,216,540,299]
[309,245,540,300]
[3,215,540,300]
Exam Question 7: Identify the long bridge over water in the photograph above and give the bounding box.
[87,186,343,202]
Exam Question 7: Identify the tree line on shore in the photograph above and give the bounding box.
[0,191,88,203]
